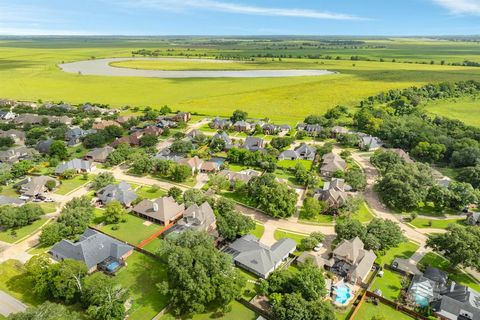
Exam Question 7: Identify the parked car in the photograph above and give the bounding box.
[18,195,30,200]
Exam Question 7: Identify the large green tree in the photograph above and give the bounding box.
[8,302,82,320]
[83,273,128,320]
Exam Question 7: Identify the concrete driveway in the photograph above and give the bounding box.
[0,290,26,317]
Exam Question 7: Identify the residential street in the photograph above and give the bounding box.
[0,291,27,317]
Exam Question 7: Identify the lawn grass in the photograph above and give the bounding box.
[113,252,169,320]
[354,300,414,320]
[141,237,165,254]
[0,184,19,197]
[0,218,49,243]
[352,202,375,223]
[410,217,465,229]
[0,260,45,306]
[27,244,53,255]
[251,223,265,239]
[95,211,164,246]
[273,229,308,245]
[221,190,257,207]
[160,301,257,320]
[277,159,312,169]
[418,252,480,292]
[55,175,91,195]
[38,202,58,214]
[375,241,419,266]
[370,269,405,300]
[135,185,167,199]
[424,96,480,128]
[299,210,335,225]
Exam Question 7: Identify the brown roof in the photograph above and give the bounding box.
[142,126,163,136]
[132,196,184,223]
[92,120,121,130]
[201,161,219,172]
[178,156,204,170]
[116,115,133,124]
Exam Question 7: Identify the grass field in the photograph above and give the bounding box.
[370,269,405,300]
[0,218,49,243]
[273,229,308,245]
[354,300,414,320]
[375,241,419,266]
[424,96,480,127]
[0,260,44,306]
[1,38,480,124]
[410,217,465,229]
[54,175,91,195]
[251,223,265,239]
[135,185,167,199]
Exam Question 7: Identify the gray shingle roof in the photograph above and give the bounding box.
[55,158,93,174]
[97,181,137,206]
[49,228,133,269]
[176,201,216,232]
[0,195,24,206]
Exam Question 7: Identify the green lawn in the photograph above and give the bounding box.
[141,237,165,254]
[38,202,58,214]
[0,184,19,197]
[334,306,354,320]
[299,210,335,225]
[274,229,308,245]
[27,244,53,255]
[251,223,265,239]
[424,96,480,128]
[277,159,312,169]
[410,217,465,229]
[135,185,167,199]
[352,202,375,223]
[113,252,170,320]
[221,190,257,207]
[0,218,49,243]
[419,252,480,292]
[94,211,164,246]
[370,269,405,300]
[375,241,419,266]
[55,175,91,195]
[354,301,414,320]
[0,260,45,306]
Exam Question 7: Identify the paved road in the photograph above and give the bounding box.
[59,57,337,78]
[0,290,26,317]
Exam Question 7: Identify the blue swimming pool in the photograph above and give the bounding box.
[415,294,429,307]
[106,261,120,272]
[335,284,352,305]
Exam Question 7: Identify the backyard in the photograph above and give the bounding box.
[135,185,167,199]
[353,300,414,320]
[370,269,405,301]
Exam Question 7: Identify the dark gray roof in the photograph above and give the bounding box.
[243,137,264,152]
[36,139,54,154]
[55,158,93,174]
[49,228,133,269]
[424,266,449,290]
[0,195,24,206]
[97,181,137,206]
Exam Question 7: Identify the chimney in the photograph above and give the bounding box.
[152,202,159,212]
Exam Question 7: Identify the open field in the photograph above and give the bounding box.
[1,38,480,124]
[424,96,480,127]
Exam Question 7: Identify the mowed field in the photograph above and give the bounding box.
[423,96,480,127]
[1,37,480,124]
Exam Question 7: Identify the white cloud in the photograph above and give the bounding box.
[432,0,480,15]
[125,0,366,20]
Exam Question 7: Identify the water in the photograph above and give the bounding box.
[107,261,120,272]
[415,294,429,307]
[335,284,352,305]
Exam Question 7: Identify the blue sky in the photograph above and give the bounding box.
[1,0,480,35]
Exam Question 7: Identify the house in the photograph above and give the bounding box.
[142,125,163,137]
[233,121,252,132]
[278,124,291,133]
[320,153,347,176]
[0,129,25,144]
[391,257,422,276]
[358,134,383,151]
[262,124,277,135]
[92,120,121,130]
[432,284,480,320]
[84,146,114,163]
[200,161,220,173]
[278,149,299,160]
[218,169,261,185]
[0,146,31,163]
[330,237,377,285]
[297,123,322,136]
[297,252,335,269]
[13,114,72,125]
[314,178,348,208]
[173,112,191,123]
[331,126,349,138]
[166,201,217,236]
[278,143,316,161]
[132,196,184,225]
[55,158,95,175]
[389,148,414,163]
[226,234,296,278]
[154,148,184,162]
[210,118,232,130]
[177,156,204,174]
[0,99,16,107]
[0,110,16,120]
[243,137,264,152]
[65,127,96,146]
[111,131,145,147]
[466,211,480,226]
[409,267,449,307]
[18,175,58,198]
[36,139,55,154]
[49,228,133,274]
[116,115,133,124]
[186,129,201,140]
[96,181,137,207]
[210,131,233,149]
[0,195,24,206]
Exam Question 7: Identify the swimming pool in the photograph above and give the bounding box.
[414,294,430,307]
[106,261,120,272]
[335,284,352,305]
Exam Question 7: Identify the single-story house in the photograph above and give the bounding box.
[210,131,233,149]
[297,123,322,136]
[173,112,191,123]
[233,121,252,132]
[0,146,31,163]
[389,148,414,163]
[218,169,261,185]
[18,175,58,198]
[391,257,422,276]
[0,110,16,120]
[262,124,277,135]
[200,161,220,173]
[84,146,114,163]
[96,181,138,207]
[154,148,184,162]
[226,234,296,278]
[55,158,95,175]
[331,126,350,138]
[132,196,184,225]
[320,153,347,176]
[65,127,96,146]
[49,228,133,274]
[358,134,383,151]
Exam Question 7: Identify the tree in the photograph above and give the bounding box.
[210,138,226,152]
[170,164,192,182]
[103,200,127,224]
[298,232,324,251]
[448,181,478,209]
[270,137,295,150]
[170,140,193,153]
[339,196,363,216]
[366,218,405,251]
[11,160,33,178]
[457,165,480,189]
[411,141,446,163]
[427,224,480,271]
[49,259,88,303]
[91,172,115,190]
[167,186,183,203]
[183,189,208,207]
[230,109,248,122]
[335,217,366,243]
[83,273,128,320]
[426,185,451,210]
[83,133,106,149]
[345,168,367,191]
[102,125,124,141]
[139,134,158,147]
[302,197,325,219]
[370,150,404,173]
[208,174,230,192]
[247,174,297,218]
[157,230,245,315]
[215,198,255,241]
[8,302,82,320]
[451,146,480,168]
[61,169,76,179]
[159,105,171,115]
[0,136,15,148]
[45,179,57,191]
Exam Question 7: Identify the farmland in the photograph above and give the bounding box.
[1,37,480,124]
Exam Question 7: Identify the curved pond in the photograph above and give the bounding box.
[58,57,336,78]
